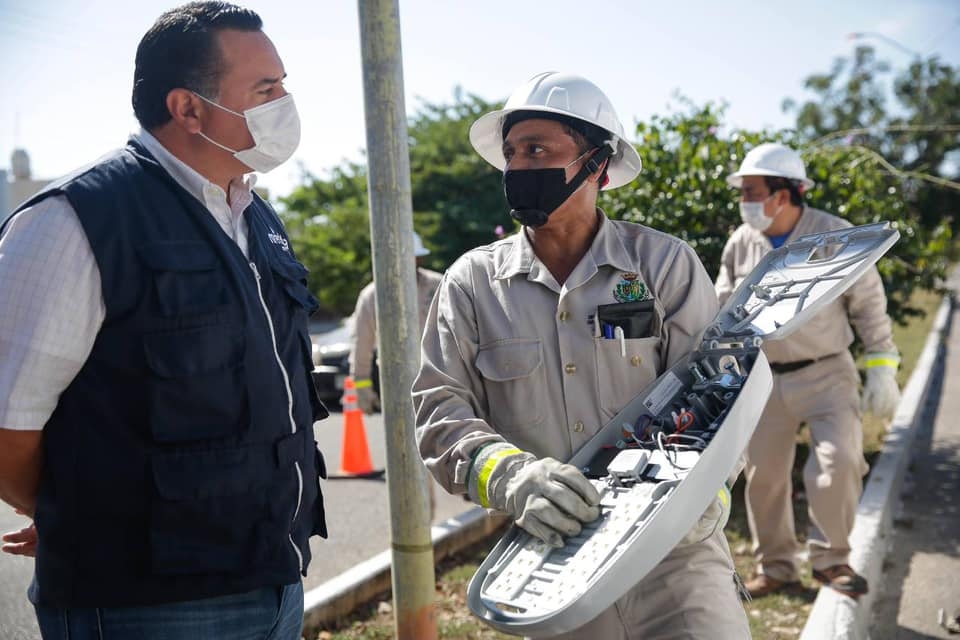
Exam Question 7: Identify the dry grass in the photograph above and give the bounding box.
[307,288,945,640]
[311,542,512,640]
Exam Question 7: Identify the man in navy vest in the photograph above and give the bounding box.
[0,3,328,638]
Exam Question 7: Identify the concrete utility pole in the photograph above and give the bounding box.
[356,1,437,639]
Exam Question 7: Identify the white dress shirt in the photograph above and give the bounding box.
[0,130,256,430]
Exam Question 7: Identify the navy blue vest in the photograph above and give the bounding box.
[13,140,328,607]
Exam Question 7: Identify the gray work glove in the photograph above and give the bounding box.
[355,380,380,414]
[680,485,731,545]
[469,444,601,547]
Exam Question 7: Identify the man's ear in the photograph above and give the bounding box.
[166,88,204,134]
[774,188,790,207]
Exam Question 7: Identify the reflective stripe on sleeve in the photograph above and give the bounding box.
[865,353,900,369]
[477,446,523,508]
[718,485,730,508]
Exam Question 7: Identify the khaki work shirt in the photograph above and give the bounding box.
[349,267,444,380]
[413,214,718,494]
[715,206,896,363]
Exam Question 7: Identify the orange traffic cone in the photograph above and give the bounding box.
[330,376,385,479]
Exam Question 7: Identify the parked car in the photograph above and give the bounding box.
[310,318,351,407]
[309,317,382,410]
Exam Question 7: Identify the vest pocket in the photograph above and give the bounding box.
[300,330,330,422]
[149,445,293,575]
[138,242,226,315]
[475,339,544,431]
[143,323,249,442]
[270,256,319,315]
[311,444,328,538]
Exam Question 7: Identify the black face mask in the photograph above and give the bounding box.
[502,146,612,228]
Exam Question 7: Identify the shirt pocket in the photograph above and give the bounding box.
[475,338,545,431]
[596,299,662,339]
[595,336,662,421]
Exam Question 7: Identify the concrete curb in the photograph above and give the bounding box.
[302,507,508,631]
[800,293,954,640]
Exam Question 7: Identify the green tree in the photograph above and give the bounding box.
[777,44,959,320]
[280,162,371,317]
[281,71,954,322]
[279,91,505,316]
[601,98,769,273]
[408,88,507,268]
[802,143,951,324]
[607,97,950,326]
[783,45,960,234]
[784,46,891,145]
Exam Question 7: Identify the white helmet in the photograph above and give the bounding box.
[727,142,815,190]
[412,231,430,257]
[469,71,643,190]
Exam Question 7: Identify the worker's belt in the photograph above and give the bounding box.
[769,352,842,375]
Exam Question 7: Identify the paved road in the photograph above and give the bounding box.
[0,409,472,639]
[871,292,960,639]
[305,409,475,590]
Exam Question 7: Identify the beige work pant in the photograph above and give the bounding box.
[744,351,868,581]
[545,528,750,639]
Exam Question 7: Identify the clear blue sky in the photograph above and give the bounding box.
[2,0,958,200]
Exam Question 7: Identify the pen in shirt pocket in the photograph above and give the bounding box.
[592,315,616,340]
[591,313,627,355]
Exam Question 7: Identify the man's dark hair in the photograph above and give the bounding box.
[764,176,805,207]
[132,1,262,130]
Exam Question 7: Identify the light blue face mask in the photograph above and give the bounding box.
[194,92,301,173]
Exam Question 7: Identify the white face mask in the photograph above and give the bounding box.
[739,194,780,232]
[195,93,301,173]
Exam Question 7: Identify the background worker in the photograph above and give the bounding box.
[715,142,901,599]
[348,231,442,414]
[414,71,750,639]
[0,3,327,638]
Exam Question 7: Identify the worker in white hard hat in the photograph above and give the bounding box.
[349,230,442,415]
[414,71,751,639]
[715,142,901,599]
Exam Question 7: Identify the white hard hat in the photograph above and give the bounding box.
[412,231,430,257]
[469,71,643,190]
[727,142,815,190]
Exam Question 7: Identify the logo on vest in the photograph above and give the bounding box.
[268,229,289,252]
